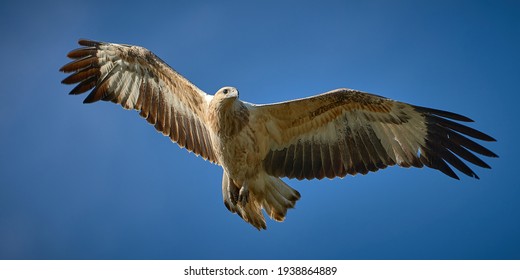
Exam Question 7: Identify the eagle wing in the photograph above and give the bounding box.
[60,39,217,163]
[256,88,497,180]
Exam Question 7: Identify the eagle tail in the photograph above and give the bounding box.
[259,175,301,223]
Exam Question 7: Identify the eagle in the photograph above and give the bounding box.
[60,39,497,230]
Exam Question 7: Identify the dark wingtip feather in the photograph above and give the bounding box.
[415,105,475,122]
[422,149,461,180]
[82,88,102,103]
[432,116,497,142]
[66,47,96,59]
[432,125,499,158]
[78,39,101,47]
[61,68,98,85]
[60,56,97,73]
[82,96,96,104]
[59,63,71,73]
[420,104,498,179]
[69,76,96,95]
[444,141,493,169]
[443,168,460,180]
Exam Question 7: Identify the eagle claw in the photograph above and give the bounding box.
[238,186,249,205]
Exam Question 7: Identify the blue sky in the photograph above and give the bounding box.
[0,0,518,259]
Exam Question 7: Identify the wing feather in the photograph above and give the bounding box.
[311,142,324,179]
[332,138,346,176]
[61,39,218,163]
[256,88,497,180]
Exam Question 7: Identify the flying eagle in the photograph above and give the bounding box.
[60,39,497,230]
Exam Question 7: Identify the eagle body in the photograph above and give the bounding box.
[208,90,301,227]
[61,40,497,229]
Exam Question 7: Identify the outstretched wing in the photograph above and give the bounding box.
[60,39,218,163]
[257,88,497,180]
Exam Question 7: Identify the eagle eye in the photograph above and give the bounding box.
[223,88,229,94]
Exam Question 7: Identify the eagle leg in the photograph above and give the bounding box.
[222,171,240,213]
[238,184,250,205]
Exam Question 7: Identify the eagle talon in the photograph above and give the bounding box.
[238,186,249,205]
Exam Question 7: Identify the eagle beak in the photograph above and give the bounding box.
[229,91,239,99]
[225,89,239,100]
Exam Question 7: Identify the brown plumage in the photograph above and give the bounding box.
[61,39,498,230]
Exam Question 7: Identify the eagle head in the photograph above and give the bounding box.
[211,86,240,112]
[209,86,249,137]
[216,86,239,99]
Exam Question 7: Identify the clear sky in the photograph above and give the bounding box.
[0,0,518,259]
